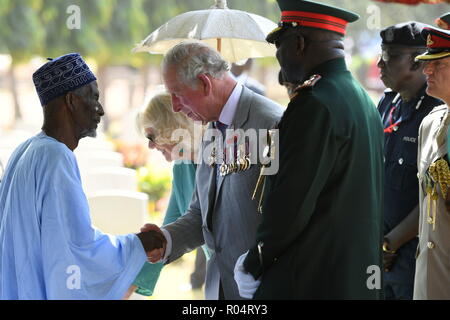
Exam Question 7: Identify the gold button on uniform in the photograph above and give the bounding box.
[398,158,404,165]
[427,241,435,249]
[427,217,434,224]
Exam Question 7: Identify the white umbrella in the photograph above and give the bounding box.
[133,0,277,63]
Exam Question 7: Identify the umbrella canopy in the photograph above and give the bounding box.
[373,0,449,4]
[133,0,277,63]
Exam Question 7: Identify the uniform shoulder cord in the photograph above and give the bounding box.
[427,158,450,230]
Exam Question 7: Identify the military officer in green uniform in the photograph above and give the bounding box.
[234,0,384,299]
[413,26,450,300]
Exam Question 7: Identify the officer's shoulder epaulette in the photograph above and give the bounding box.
[290,74,321,100]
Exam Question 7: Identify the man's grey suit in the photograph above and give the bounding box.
[163,86,283,299]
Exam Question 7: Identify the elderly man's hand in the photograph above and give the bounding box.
[140,224,167,263]
[136,226,167,263]
[140,223,162,233]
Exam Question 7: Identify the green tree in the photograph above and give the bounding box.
[39,0,113,58]
[37,0,150,129]
[0,0,44,121]
[95,0,149,128]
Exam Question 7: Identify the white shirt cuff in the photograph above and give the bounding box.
[160,228,172,263]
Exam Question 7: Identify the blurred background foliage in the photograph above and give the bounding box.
[137,165,171,203]
[2,0,448,67]
[0,0,448,124]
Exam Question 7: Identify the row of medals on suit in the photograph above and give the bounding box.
[208,140,251,176]
[207,129,277,212]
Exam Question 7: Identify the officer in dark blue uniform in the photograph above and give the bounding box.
[377,21,442,300]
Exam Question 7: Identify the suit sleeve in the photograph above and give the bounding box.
[163,181,204,263]
[244,94,339,278]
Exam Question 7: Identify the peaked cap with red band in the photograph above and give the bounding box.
[415,27,450,61]
[266,0,359,43]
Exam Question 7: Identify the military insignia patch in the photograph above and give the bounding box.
[290,74,322,99]
[385,28,395,43]
[427,34,434,46]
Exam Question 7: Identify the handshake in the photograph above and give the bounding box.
[136,224,167,263]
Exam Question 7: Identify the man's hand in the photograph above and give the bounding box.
[140,223,162,233]
[136,226,167,263]
[234,251,261,299]
[383,251,397,272]
[382,238,398,272]
[140,224,167,263]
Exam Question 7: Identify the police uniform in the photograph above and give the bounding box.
[377,22,442,299]
[413,27,450,299]
[379,88,441,296]
[243,0,384,299]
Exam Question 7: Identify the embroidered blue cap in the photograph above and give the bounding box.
[32,53,97,106]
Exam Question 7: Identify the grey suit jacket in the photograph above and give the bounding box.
[164,86,283,299]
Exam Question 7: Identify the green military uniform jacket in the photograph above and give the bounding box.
[244,58,384,299]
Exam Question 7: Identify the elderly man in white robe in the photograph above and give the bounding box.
[0,53,164,300]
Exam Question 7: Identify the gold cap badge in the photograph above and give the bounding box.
[427,34,434,46]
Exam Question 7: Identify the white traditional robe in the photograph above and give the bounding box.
[0,132,146,299]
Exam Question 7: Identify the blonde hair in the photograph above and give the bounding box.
[136,92,202,155]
